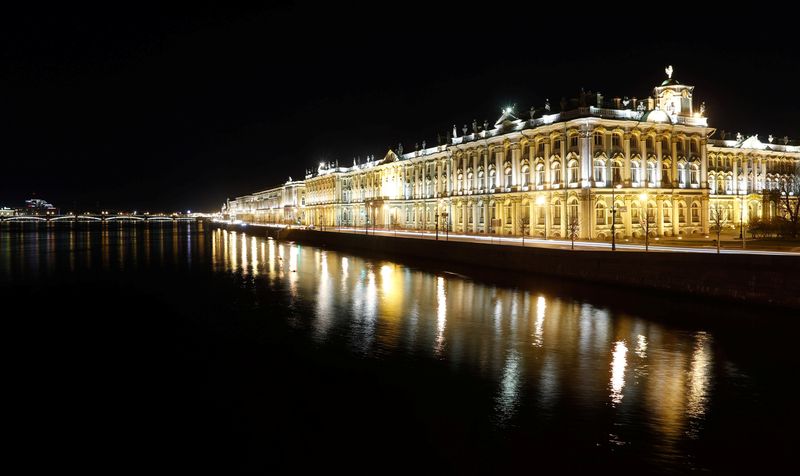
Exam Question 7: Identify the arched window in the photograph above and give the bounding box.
[489,169,496,189]
[568,199,579,222]
[504,167,513,187]
[568,159,579,185]
[678,202,687,223]
[478,170,484,189]
[647,162,657,185]
[631,160,641,184]
[691,202,700,223]
[535,163,545,186]
[690,163,699,185]
[678,163,687,187]
[614,201,623,224]
[646,202,656,222]
[631,201,641,222]
[611,160,622,184]
[552,200,562,226]
[663,201,672,223]
[457,173,463,192]
[595,202,607,225]
[504,202,512,224]
[594,159,606,182]
[552,162,562,185]
[662,161,671,184]
[467,172,474,191]
[521,165,530,186]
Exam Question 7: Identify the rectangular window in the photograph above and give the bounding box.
[612,135,620,147]
[570,136,578,148]
[594,134,603,146]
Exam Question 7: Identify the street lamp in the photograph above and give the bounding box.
[536,195,546,240]
[639,192,649,251]
[611,183,622,251]
[435,210,439,240]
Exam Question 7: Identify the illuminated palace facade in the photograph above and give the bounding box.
[225,70,799,239]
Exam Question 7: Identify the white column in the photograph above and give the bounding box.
[655,138,663,187]
[701,139,708,189]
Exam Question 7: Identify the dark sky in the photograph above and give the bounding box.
[2,4,798,212]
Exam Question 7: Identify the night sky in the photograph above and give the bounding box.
[2,4,797,212]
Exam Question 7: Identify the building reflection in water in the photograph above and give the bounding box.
[533,295,545,347]
[29,227,715,449]
[686,332,712,438]
[435,276,446,356]
[610,340,629,406]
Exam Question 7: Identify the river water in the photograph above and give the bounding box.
[1,224,796,473]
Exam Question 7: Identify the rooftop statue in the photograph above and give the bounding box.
[545,98,551,112]
[665,65,673,79]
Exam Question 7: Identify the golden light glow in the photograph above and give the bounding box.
[435,276,447,354]
[635,334,647,358]
[687,332,712,422]
[610,340,628,405]
[533,295,545,347]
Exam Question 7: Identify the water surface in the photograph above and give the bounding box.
[1,224,795,473]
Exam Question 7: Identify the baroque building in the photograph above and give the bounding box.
[224,69,799,240]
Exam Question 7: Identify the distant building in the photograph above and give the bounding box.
[23,198,59,216]
[0,207,15,218]
[225,68,800,239]
[224,178,306,225]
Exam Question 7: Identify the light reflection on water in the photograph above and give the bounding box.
[207,228,715,449]
[1,225,734,467]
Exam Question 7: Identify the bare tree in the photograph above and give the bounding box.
[519,215,530,246]
[566,213,580,250]
[709,203,728,254]
[776,162,800,238]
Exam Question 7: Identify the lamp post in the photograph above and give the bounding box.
[435,210,439,240]
[611,183,622,251]
[536,195,546,240]
[739,190,746,249]
[639,192,649,251]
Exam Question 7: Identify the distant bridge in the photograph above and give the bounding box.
[0,214,198,223]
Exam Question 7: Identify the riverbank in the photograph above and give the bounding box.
[209,221,800,308]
